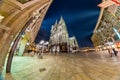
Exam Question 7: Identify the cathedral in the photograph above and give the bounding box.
[49,16,79,52]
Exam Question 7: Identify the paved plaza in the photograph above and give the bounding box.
[3,51,120,80]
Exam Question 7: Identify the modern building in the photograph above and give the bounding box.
[49,17,79,52]
[91,1,120,48]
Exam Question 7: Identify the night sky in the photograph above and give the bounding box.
[35,0,101,48]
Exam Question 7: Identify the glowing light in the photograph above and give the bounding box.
[10,42,14,47]
[0,15,4,22]
[105,42,113,45]
[113,28,120,39]
[21,35,25,38]
[40,40,44,44]
[44,41,49,45]
[116,42,120,48]
[112,0,120,5]
[26,42,29,45]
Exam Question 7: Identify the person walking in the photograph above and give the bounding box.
[112,48,118,56]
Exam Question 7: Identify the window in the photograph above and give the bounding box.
[113,34,119,40]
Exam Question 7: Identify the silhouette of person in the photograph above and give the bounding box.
[112,48,118,56]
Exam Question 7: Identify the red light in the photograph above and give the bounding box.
[116,42,120,48]
[112,0,120,5]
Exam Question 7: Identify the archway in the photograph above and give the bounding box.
[107,37,115,43]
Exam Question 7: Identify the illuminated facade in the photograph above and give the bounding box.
[69,36,79,49]
[49,17,79,52]
[91,2,120,47]
[49,17,69,45]
[49,17,69,52]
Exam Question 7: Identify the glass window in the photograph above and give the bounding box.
[113,34,119,40]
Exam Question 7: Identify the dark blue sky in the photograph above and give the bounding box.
[35,0,101,47]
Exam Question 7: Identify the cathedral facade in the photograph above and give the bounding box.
[49,17,79,52]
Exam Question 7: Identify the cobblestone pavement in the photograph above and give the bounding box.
[4,51,120,80]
